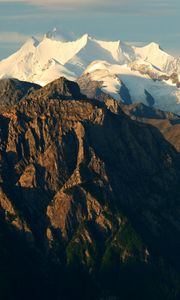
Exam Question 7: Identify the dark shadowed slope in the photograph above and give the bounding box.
[0,77,180,300]
[121,102,180,152]
[0,78,41,108]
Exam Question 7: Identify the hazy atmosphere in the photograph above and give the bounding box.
[0,0,180,59]
[1,2,180,300]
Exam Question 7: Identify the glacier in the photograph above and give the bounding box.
[1,28,180,114]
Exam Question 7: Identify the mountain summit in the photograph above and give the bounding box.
[0,76,180,300]
[45,27,76,42]
[1,29,180,113]
[27,77,85,100]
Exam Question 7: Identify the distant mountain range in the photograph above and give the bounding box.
[1,28,180,114]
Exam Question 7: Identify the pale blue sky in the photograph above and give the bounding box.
[0,0,180,59]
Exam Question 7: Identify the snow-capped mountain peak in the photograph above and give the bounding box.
[44,27,76,42]
[1,29,180,113]
[21,36,39,50]
[145,42,161,50]
[134,41,180,74]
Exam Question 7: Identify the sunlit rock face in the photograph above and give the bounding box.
[0,77,180,300]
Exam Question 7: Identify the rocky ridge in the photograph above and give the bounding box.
[0,77,180,300]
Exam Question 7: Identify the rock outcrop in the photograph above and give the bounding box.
[0,77,180,300]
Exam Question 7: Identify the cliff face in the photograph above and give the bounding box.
[0,77,180,300]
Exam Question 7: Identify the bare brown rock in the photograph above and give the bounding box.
[0,77,180,300]
[121,102,180,151]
